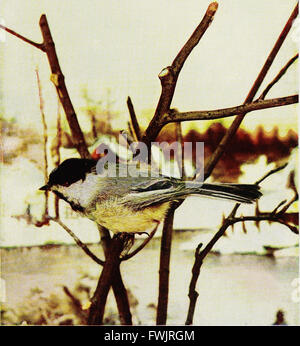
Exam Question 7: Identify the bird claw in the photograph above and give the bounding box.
[113,232,135,258]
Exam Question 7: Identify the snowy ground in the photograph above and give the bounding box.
[1,236,299,325]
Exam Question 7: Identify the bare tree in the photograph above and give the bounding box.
[1,1,298,325]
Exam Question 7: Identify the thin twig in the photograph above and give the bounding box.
[63,286,87,321]
[49,217,105,266]
[120,130,135,147]
[0,23,44,50]
[127,96,141,141]
[277,171,299,215]
[271,200,287,215]
[227,214,298,234]
[127,122,135,142]
[258,54,298,100]
[35,68,49,216]
[54,99,62,218]
[255,163,288,185]
[203,3,299,180]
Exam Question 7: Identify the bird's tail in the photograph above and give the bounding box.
[188,182,262,204]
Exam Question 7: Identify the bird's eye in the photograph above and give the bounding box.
[63,181,70,187]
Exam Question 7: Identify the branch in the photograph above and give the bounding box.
[175,122,186,179]
[152,2,219,326]
[228,214,298,235]
[127,96,142,141]
[38,15,131,324]
[255,163,288,185]
[0,23,44,50]
[39,15,90,158]
[35,68,49,217]
[258,53,298,100]
[203,3,299,180]
[87,234,129,325]
[185,164,298,325]
[121,223,159,261]
[1,16,90,158]
[54,100,62,219]
[172,2,218,75]
[185,243,203,325]
[163,95,298,123]
[63,286,87,322]
[49,217,105,266]
[156,206,176,325]
[97,226,133,325]
[143,2,219,145]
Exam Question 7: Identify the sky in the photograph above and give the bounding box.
[0,0,298,135]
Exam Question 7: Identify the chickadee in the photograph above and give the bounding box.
[39,158,262,234]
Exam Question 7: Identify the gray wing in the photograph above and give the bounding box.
[96,163,261,208]
[120,179,261,209]
[120,177,185,209]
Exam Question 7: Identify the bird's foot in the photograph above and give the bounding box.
[113,232,135,258]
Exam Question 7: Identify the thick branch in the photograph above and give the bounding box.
[156,206,176,325]
[203,3,299,179]
[164,95,298,123]
[87,234,127,325]
[97,226,132,325]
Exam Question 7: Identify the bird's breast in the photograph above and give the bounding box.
[86,199,170,233]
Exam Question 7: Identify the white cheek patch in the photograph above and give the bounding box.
[53,174,100,208]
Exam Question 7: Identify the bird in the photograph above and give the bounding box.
[39,158,262,234]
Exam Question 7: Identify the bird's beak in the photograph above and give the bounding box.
[39,184,50,191]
